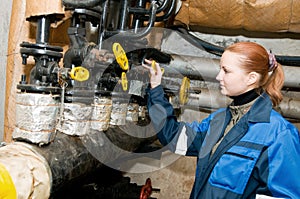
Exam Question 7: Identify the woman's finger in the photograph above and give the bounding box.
[142,59,157,75]
[142,59,152,69]
[144,58,152,64]
[153,61,162,75]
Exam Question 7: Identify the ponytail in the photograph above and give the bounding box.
[263,63,284,107]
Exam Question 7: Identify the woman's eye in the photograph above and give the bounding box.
[219,66,229,74]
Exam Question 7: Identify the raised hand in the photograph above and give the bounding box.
[142,59,162,89]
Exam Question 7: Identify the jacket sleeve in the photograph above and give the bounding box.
[147,85,210,156]
[256,124,300,198]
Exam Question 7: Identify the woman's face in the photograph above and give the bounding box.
[216,51,256,97]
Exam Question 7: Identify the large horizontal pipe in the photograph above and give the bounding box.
[162,54,300,89]
[0,127,156,198]
[170,87,300,120]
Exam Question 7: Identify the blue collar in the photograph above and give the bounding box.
[247,92,272,123]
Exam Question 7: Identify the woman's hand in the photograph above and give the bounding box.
[142,59,162,89]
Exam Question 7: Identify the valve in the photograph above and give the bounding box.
[179,76,190,105]
[113,43,129,70]
[69,66,90,82]
[139,178,152,199]
[151,60,164,74]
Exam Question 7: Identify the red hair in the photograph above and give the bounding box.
[225,42,284,106]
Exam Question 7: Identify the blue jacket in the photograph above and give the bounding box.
[147,85,300,199]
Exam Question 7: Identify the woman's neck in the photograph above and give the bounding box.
[230,89,260,106]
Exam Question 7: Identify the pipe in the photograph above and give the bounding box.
[104,1,157,39]
[132,0,147,31]
[0,126,156,198]
[170,86,300,120]
[180,88,230,110]
[118,0,129,31]
[279,97,300,119]
[131,0,175,22]
[175,27,224,56]
[161,54,300,89]
[0,142,52,199]
[36,16,51,44]
[174,27,300,66]
[98,0,110,49]
[62,0,101,8]
[129,0,171,15]
[141,0,176,22]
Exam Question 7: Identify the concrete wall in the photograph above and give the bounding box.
[0,0,13,141]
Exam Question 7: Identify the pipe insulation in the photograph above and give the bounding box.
[0,143,51,199]
[0,126,157,198]
[175,0,300,33]
[12,92,59,145]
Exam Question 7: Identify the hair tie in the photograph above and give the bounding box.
[268,52,278,72]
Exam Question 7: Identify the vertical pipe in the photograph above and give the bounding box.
[36,16,51,44]
[133,0,147,32]
[98,0,110,49]
[118,0,129,31]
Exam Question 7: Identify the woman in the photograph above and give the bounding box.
[143,42,300,198]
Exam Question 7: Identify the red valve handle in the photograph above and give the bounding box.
[139,178,152,199]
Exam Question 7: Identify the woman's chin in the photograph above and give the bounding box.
[219,89,227,96]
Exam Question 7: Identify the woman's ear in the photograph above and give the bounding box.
[247,71,259,86]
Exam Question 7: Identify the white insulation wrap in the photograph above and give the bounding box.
[13,92,59,144]
[126,103,139,122]
[57,97,114,135]
[110,102,128,126]
[56,103,93,136]
[91,97,112,131]
[0,143,51,199]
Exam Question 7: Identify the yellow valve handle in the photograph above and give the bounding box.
[113,43,129,70]
[151,60,164,74]
[0,163,17,199]
[70,66,90,82]
[179,76,190,105]
[121,72,128,91]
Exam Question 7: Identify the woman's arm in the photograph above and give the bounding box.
[147,85,207,156]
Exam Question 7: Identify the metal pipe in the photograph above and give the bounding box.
[129,0,171,15]
[184,89,230,110]
[170,87,300,120]
[155,0,172,13]
[162,54,300,89]
[175,27,224,56]
[132,0,147,31]
[155,0,176,22]
[62,0,101,8]
[131,0,176,21]
[36,16,51,44]
[175,27,300,66]
[279,97,300,119]
[0,126,157,197]
[98,0,110,49]
[118,0,129,31]
[104,1,157,39]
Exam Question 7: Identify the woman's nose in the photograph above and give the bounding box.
[216,70,222,81]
